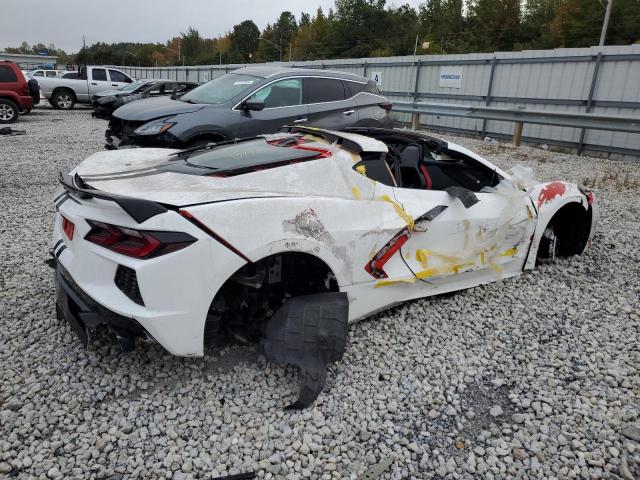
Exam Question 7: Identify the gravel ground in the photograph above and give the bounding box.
[1,106,639,480]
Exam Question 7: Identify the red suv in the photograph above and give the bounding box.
[0,61,35,123]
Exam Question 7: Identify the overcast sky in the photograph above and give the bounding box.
[1,0,423,53]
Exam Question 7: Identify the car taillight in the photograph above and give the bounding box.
[84,220,196,259]
[62,216,75,240]
[379,102,393,111]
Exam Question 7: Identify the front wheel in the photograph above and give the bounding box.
[0,99,19,123]
[52,91,75,110]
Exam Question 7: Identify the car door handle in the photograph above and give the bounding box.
[293,118,308,123]
[111,84,118,86]
[343,109,355,116]
[91,82,97,85]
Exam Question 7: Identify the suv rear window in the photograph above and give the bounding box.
[305,78,347,103]
[0,66,18,83]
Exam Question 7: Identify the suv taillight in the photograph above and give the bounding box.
[379,102,393,111]
[85,220,196,259]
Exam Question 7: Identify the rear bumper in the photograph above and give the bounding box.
[17,95,33,111]
[55,261,148,351]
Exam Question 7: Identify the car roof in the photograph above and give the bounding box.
[231,65,368,83]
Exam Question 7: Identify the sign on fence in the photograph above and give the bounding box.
[371,71,382,87]
[439,66,463,88]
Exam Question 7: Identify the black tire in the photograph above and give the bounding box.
[0,99,19,124]
[51,90,75,110]
[27,79,40,104]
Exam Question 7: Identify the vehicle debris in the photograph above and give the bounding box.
[0,127,26,135]
[357,457,393,480]
[261,292,349,409]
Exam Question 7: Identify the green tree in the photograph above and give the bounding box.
[230,20,260,62]
[466,0,523,52]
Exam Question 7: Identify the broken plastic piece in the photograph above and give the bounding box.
[445,186,479,208]
[357,457,393,480]
[0,127,26,136]
[261,292,349,409]
[211,473,256,480]
[414,205,448,231]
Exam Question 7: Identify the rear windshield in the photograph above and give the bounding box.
[180,73,260,105]
[121,80,146,92]
[186,138,320,172]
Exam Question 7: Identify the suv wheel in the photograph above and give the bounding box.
[52,90,75,110]
[0,99,19,123]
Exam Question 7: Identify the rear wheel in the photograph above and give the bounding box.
[52,90,75,110]
[0,99,19,123]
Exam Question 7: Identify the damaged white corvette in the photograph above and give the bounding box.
[51,127,597,407]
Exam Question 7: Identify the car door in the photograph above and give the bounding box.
[108,69,133,90]
[237,77,308,137]
[88,68,112,96]
[389,146,534,286]
[304,77,354,130]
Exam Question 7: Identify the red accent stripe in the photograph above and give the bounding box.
[179,209,251,263]
[419,164,433,190]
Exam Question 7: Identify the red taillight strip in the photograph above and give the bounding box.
[179,209,251,264]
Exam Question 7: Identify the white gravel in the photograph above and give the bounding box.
[1,106,639,479]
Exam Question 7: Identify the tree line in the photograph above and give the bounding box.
[4,0,639,67]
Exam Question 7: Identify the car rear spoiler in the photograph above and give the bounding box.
[58,171,168,223]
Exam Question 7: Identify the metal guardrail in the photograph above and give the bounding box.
[392,101,640,146]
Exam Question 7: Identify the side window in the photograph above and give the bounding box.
[0,66,18,82]
[248,78,302,108]
[33,71,44,77]
[109,69,129,83]
[344,81,366,97]
[92,68,107,81]
[46,71,57,77]
[305,78,347,103]
[353,153,396,187]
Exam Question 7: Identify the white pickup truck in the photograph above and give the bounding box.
[38,66,134,110]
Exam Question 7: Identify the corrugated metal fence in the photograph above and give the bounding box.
[114,45,640,160]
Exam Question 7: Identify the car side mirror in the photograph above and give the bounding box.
[242,99,265,111]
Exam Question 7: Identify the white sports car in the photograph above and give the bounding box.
[50,127,597,407]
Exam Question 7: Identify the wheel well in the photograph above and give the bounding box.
[0,96,18,105]
[205,252,338,346]
[185,133,226,147]
[52,87,75,100]
[542,202,592,257]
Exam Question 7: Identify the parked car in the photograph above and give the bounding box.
[57,71,79,80]
[0,60,35,123]
[106,66,392,149]
[51,126,596,407]
[38,65,133,110]
[92,79,198,119]
[28,69,64,78]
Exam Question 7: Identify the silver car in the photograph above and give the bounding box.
[106,66,393,149]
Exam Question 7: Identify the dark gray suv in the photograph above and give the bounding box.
[106,66,393,149]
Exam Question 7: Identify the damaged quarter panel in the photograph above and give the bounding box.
[524,181,596,269]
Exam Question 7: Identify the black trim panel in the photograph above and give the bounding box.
[58,171,168,224]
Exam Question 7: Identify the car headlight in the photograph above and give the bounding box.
[134,117,176,136]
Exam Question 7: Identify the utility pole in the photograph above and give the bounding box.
[599,0,612,46]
